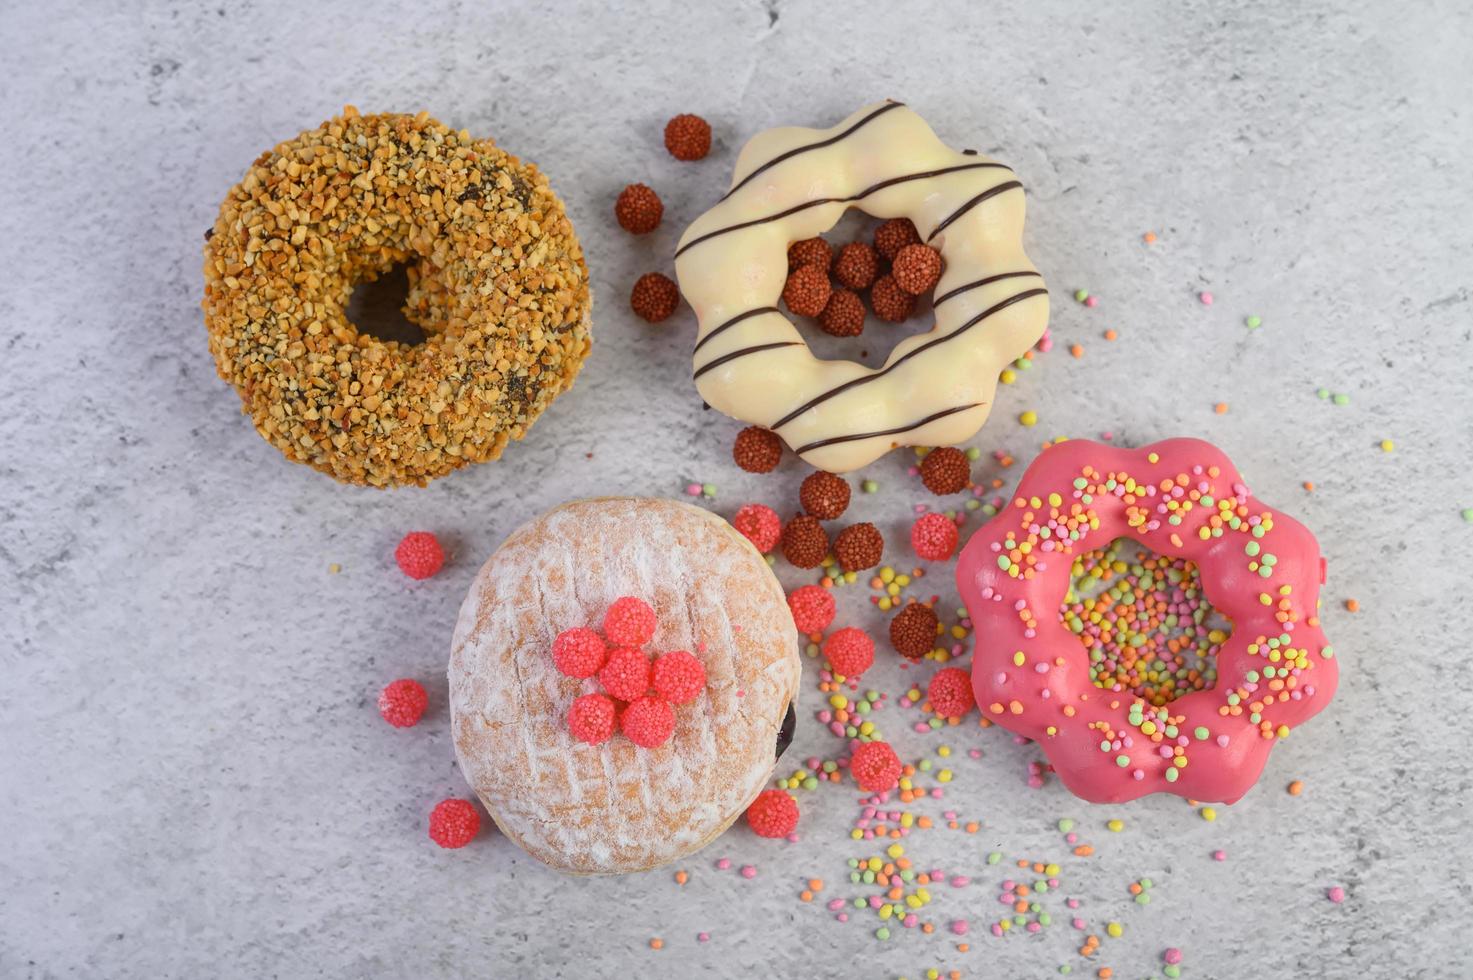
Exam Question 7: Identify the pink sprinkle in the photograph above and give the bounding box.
[1327,885,1345,904]
[685,483,702,496]
[913,503,929,514]
[902,913,918,928]
[836,912,848,923]
[950,919,969,935]
[1084,295,1099,308]
[1066,898,1080,909]
[1101,431,1114,441]
[991,923,1004,937]
[1164,948,1183,965]
[1199,290,1214,305]
[827,898,845,911]
[1212,849,1227,861]
[716,857,731,870]
[950,875,970,888]
[740,864,757,879]
[698,932,710,943]
[1026,921,1042,933]
[1072,917,1087,930]
[735,689,745,698]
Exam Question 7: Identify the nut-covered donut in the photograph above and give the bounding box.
[202,108,592,487]
[675,101,1049,473]
[449,497,800,874]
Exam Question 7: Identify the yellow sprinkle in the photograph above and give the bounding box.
[1000,369,1017,384]
[1380,439,1395,453]
[1019,410,1038,427]
[900,812,914,828]
[895,574,911,586]
[878,598,893,612]
[886,843,905,859]
[327,563,341,574]
[937,769,953,783]
[1200,807,1217,822]
[880,567,896,583]
[937,745,952,758]
[1106,921,1123,938]
[1107,818,1124,833]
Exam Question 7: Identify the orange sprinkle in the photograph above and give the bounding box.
[965,821,979,833]
[1099,969,1114,979]
[674,870,688,885]
[808,878,824,891]
[1302,481,1315,492]
[1214,402,1229,415]
[1142,231,1157,244]
[922,922,935,934]
[1103,328,1118,341]
[917,816,933,829]
[1288,780,1304,796]
[958,944,970,953]
[1070,343,1084,358]
[1073,845,1095,857]
[799,890,813,902]
[1345,598,1360,612]
[649,938,663,950]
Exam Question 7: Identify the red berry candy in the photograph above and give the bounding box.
[664,113,712,161]
[622,695,677,748]
[552,626,607,678]
[568,693,618,744]
[653,650,707,704]
[850,740,903,794]
[732,503,782,553]
[927,667,977,718]
[823,626,875,679]
[428,798,481,849]
[911,512,961,562]
[787,584,836,635]
[377,678,428,728]
[604,596,657,646]
[598,646,652,701]
[395,531,444,579]
[745,788,800,838]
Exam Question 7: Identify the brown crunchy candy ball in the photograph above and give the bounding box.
[631,273,680,322]
[615,183,663,234]
[920,447,971,495]
[733,426,783,473]
[819,288,865,337]
[788,237,834,273]
[874,218,921,261]
[892,243,943,295]
[782,515,830,569]
[202,108,592,488]
[783,264,832,318]
[664,114,712,161]
[890,602,939,660]
[833,522,883,573]
[799,471,851,520]
[834,241,880,290]
[869,274,915,323]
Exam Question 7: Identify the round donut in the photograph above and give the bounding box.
[448,497,800,874]
[956,438,1338,804]
[202,107,592,488]
[675,101,1049,473]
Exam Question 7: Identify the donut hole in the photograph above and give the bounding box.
[1059,537,1232,706]
[786,212,943,370]
[344,261,428,347]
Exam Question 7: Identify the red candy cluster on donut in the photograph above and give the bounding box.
[957,438,1339,804]
[551,596,707,748]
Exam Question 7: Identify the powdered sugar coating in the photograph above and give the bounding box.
[449,497,800,875]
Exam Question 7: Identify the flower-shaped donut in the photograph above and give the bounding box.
[956,438,1338,804]
[675,101,1049,473]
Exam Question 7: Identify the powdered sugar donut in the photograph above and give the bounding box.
[676,101,1049,473]
[449,497,800,874]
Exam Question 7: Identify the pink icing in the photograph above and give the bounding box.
[955,438,1338,804]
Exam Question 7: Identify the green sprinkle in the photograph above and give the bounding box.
[1115,755,1130,767]
[875,926,890,941]
[988,851,1003,865]
[965,499,981,511]
[1135,893,1152,905]
[1059,967,1073,976]
[1245,314,1262,328]
[1074,288,1090,302]
[1244,541,1260,556]
[919,758,933,772]
[1332,392,1350,406]
[1193,726,1210,740]
[802,776,818,790]
[702,483,717,497]
[965,446,982,460]
[1165,767,1179,782]
[997,555,1012,570]
[1165,967,1181,979]
[1461,509,1473,523]
[862,479,879,494]
[1140,878,1153,888]
[1316,387,1331,400]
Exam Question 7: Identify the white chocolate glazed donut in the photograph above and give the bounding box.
[675,101,1050,473]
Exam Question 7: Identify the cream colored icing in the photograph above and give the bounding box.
[675,101,1050,473]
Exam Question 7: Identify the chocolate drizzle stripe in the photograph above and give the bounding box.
[933,271,1044,310]
[927,181,1023,241]
[692,307,781,356]
[794,403,983,456]
[770,287,1049,430]
[674,162,1011,260]
[692,341,802,381]
[720,101,905,202]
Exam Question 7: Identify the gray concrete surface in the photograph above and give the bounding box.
[3,1,1471,977]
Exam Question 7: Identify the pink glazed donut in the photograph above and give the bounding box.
[956,438,1338,804]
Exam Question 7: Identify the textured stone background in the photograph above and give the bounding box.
[3,1,1471,977]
